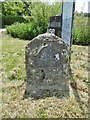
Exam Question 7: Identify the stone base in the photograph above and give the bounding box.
[24,83,69,99]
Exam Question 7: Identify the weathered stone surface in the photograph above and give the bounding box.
[24,33,71,99]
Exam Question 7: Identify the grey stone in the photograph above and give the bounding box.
[24,33,71,99]
[47,28,55,34]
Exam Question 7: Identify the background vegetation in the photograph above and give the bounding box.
[2,16,28,27]
[6,22,42,40]
[1,1,89,45]
[73,14,89,45]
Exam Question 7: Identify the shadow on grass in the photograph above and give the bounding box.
[70,70,86,115]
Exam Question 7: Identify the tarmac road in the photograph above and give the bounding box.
[0,28,6,33]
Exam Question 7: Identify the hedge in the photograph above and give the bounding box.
[72,16,89,45]
[73,26,89,45]
[6,22,43,40]
[1,15,28,28]
[6,15,90,45]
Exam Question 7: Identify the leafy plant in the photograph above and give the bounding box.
[73,15,89,45]
[6,2,62,39]
[6,22,42,40]
[1,15,28,28]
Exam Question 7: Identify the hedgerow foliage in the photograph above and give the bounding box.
[6,2,62,40]
[2,1,89,45]
[6,22,42,40]
[73,14,89,45]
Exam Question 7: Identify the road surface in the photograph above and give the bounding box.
[0,28,6,33]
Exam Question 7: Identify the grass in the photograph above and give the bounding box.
[2,32,29,81]
[1,32,89,118]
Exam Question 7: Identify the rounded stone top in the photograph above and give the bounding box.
[26,33,68,52]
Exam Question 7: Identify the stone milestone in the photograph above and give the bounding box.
[24,33,71,99]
